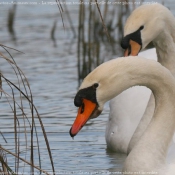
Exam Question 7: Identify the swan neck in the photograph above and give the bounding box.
[121,58,175,172]
[154,17,175,76]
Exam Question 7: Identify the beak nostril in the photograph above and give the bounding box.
[80,103,85,114]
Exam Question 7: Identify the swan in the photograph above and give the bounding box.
[106,48,157,152]
[70,56,175,175]
[106,3,175,153]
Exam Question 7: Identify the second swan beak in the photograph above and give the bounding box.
[124,40,141,56]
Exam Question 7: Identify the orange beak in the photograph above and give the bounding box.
[70,99,101,138]
[124,40,141,56]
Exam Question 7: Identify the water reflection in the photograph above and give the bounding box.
[7,4,17,42]
[106,149,126,173]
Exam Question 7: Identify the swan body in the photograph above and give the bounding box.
[106,48,157,152]
[106,3,175,153]
[70,56,175,175]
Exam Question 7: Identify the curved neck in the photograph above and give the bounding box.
[108,58,175,98]
[115,58,175,172]
[153,13,175,76]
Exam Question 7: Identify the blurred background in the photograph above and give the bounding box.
[0,0,174,174]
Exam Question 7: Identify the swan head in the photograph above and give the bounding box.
[69,57,132,138]
[121,3,166,56]
[69,82,102,138]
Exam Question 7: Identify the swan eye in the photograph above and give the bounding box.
[93,83,99,89]
[140,25,144,30]
[80,103,84,114]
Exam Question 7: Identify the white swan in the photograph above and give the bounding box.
[70,56,175,175]
[106,48,157,152]
[106,3,175,153]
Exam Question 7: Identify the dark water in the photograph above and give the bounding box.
[0,0,175,174]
